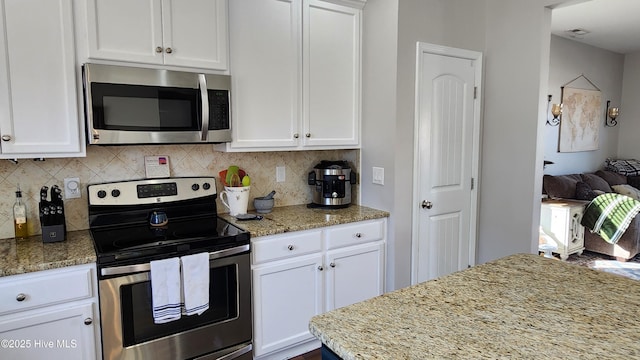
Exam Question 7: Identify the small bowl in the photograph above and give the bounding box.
[254,197,274,213]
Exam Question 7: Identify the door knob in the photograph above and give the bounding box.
[421,200,433,209]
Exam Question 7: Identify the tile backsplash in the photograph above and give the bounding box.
[0,145,359,239]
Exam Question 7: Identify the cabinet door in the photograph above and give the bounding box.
[86,0,163,64]
[0,303,97,360]
[303,0,360,147]
[252,254,322,357]
[0,0,83,157]
[227,0,301,149]
[325,241,384,311]
[161,0,228,70]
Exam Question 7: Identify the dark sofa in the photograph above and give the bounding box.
[542,170,640,261]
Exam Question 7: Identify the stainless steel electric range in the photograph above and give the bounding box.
[88,177,252,360]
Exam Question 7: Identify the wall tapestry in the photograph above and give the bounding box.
[558,85,601,153]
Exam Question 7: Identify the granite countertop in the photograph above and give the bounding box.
[310,253,640,359]
[0,205,388,277]
[0,230,96,277]
[219,204,389,238]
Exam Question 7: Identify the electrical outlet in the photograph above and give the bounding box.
[276,166,286,182]
[64,177,81,199]
[372,167,384,185]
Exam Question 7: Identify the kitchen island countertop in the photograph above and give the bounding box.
[0,230,95,277]
[219,204,389,238]
[310,253,640,359]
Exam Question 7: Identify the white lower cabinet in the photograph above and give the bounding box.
[325,242,385,310]
[0,263,101,360]
[252,218,386,359]
[253,253,323,357]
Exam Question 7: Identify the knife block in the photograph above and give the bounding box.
[41,224,66,243]
[39,183,67,243]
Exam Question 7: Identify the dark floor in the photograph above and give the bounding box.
[290,348,321,360]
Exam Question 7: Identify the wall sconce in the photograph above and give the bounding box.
[546,95,562,126]
[605,100,619,127]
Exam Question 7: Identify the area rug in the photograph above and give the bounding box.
[564,250,640,280]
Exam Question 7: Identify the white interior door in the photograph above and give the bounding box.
[412,43,482,284]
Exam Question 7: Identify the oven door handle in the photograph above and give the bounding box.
[100,244,250,277]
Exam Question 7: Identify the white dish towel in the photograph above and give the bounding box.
[181,252,210,316]
[150,257,182,324]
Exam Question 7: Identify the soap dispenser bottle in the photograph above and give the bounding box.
[13,184,28,239]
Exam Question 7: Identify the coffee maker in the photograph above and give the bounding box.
[307,160,356,208]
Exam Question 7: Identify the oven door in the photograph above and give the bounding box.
[98,248,251,360]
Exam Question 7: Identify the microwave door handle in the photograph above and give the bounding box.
[198,74,209,141]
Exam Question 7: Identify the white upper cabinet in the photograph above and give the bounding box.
[303,0,360,148]
[225,0,301,149]
[218,0,362,152]
[0,0,85,158]
[86,0,228,71]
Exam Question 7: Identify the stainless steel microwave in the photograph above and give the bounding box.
[82,63,231,145]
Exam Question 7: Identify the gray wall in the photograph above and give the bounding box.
[544,35,624,176]
[361,0,564,290]
[361,0,399,288]
[619,51,640,158]
[479,0,553,262]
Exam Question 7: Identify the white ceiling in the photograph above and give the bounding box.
[550,0,640,54]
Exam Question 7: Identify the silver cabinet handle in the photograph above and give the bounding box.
[305,133,311,138]
[422,200,433,209]
[287,245,294,251]
[198,74,209,141]
[318,265,324,271]
[16,293,26,302]
[165,47,173,54]
[354,232,362,238]
[155,46,163,53]
[330,262,335,268]
[84,318,93,325]
[2,135,11,141]
[293,133,299,139]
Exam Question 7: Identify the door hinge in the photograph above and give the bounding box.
[471,177,475,190]
[473,86,477,99]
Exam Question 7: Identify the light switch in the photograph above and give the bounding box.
[276,166,286,182]
[372,167,384,185]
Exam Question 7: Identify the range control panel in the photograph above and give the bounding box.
[88,177,217,206]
